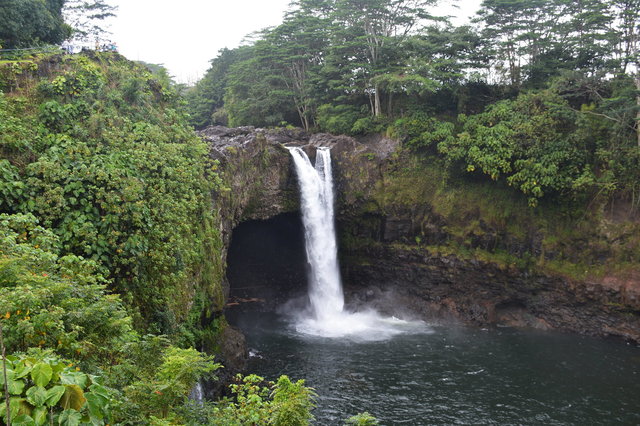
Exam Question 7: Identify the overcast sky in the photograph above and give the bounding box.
[107,0,482,85]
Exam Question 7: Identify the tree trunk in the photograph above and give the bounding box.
[368,92,375,116]
[296,103,309,132]
[302,115,310,132]
[374,83,382,117]
[636,72,640,148]
[1,324,10,426]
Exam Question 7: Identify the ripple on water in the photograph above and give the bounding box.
[232,310,640,425]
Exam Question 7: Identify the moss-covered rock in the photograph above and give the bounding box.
[201,125,639,342]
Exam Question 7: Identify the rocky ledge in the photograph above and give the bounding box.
[199,125,640,345]
[343,245,640,342]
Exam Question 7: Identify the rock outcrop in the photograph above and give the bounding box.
[199,125,640,345]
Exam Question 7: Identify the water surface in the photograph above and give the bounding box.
[229,309,640,425]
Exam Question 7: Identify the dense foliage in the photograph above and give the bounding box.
[188,0,640,208]
[179,374,316,426]
[0,0,71,49]
[0,213,132,365]
[0,0,115,49]
[0,352,114,425]
[0,53,223,335]
[0,51,321,425]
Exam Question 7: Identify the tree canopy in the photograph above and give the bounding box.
[188,0,639,207]
[0,0,71,48]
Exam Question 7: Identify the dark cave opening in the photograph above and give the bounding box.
[226,212,308,311]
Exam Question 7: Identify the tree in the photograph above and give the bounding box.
[223,44,299,127]
[438,90,590,206]
[0,0,71,48]
[476,0,562,86]
[331,0,437,116]
[262,5,330,130]
[380,25,483,115]
[63,0,117,44]
[475,0,623,87]
[610,0,639,146]
[186,48,248,128]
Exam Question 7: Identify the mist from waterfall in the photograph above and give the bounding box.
[288,146,427,339]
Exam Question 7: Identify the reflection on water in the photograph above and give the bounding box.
[228,308,640,425]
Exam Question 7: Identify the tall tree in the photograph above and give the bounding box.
[186,48,246,128]
[381,25,483,115]
[63,0,116,43]
[263,5,330,130]
[476,0,565,86]
[476,0,623,86]
[0,0,71,48]
[223,44,299,127]
[610,0,639,146]
[331,0,437,116]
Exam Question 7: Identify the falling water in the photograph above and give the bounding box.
[189,381,204,404]
[288,147,427,339]
[288,147,344,319]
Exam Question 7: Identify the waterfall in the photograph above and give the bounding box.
[288,146,427,339]
[288,147,344,320]
[189,381,204,404]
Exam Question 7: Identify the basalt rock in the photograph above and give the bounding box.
[199,125,640,352]
[342,244,640,342]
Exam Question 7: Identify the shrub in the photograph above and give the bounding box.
[0,213,134,366]
[0,351,115,426]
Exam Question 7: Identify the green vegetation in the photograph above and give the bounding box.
[188,0,640,208]
[0,0,115,49]
[0,0,71,49]
[345,411,379,425]
[0,352,113,426]
[339,150,640,282]
[179,374,316,425]
[0,53,222,335]
[1,0,638,423]
[178,374,315,426]
[0,213,132,366]
[0,51,320,424]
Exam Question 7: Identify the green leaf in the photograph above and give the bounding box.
[26,386,48,407]
[45,385,66,407]
[60,372,88,389]
[14,363,32,379]
[2,397,32,423]
[0,368,15,384]
[88,384,110,399]
[85,393,105,420]
[59,385,86,411]
[31,363,53,388]
[32,406,48,426]
[11,413,36,426]
[58,409,82,426]
[8,378,26,395]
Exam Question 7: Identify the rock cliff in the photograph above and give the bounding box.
[199,125,640,344]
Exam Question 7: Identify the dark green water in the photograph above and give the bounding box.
[229,309,640,425]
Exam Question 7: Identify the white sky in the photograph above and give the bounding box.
[107,0,482,85]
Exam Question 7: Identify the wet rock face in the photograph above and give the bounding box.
[199,125,640,344]
[341,245,640,342]
[202,324,248,398]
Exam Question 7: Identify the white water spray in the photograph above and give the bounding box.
[288,146,428,339]
[189,381,204,404]
[288,147,344,320]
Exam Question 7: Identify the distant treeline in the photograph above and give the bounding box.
[187,0,640,207]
